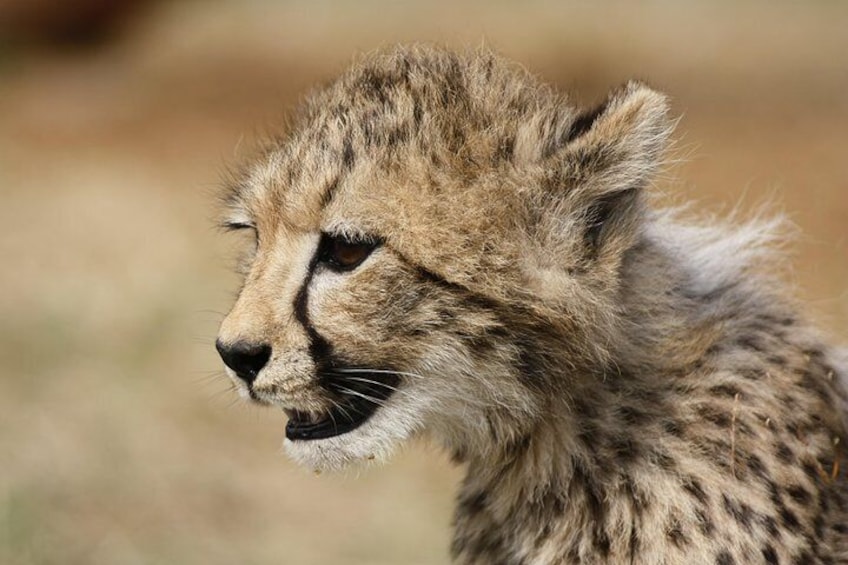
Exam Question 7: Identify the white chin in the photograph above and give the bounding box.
[283,400,421,473]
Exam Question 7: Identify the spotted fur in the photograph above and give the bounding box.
[217,45,848,563]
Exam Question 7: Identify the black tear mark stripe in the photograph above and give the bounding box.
[296,243,507,368]
[293,241,333,365]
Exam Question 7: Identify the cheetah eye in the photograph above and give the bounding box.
[222,220,259,245]
[222,220,256,232]
[318,232,380,272]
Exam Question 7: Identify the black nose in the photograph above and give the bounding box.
[215,339,272,384]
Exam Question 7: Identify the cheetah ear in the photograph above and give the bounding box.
[554,81,671,192]
[542,81,672,252]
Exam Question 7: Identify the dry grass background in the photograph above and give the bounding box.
[0,1,846,563]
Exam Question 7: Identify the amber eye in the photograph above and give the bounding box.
[319,232,379,272]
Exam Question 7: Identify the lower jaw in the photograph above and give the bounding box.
[283,372,400,441]
[285,408,377,440]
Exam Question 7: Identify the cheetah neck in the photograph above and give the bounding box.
[450,237,759,561]
[452,363,660,561]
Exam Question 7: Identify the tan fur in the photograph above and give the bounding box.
[217,45,848,563]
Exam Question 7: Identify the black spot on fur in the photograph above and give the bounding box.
[662,419,685,438]
[801,460,820,483]
[356,68,395,106]
[496,135,515,162]
[461,329,499,361]
[813,513,825,539]
[572,463,610,557]
[320,175,341,209]
[629,527,640,560]
[566,541,580,561]
[505,434,532,459]
[453,528,517,565]
[775,442,794,464]
[722,494,754,532]
[761,545,779,565]
[697,404,731,428]
[445,122,467,154]
[785,419,803,439]
[361,115,376,147]
[797,368,833,404]
[762,514,780,538]
[715,550,736,565]
[739,367,766,381]
[665,515,687,548]
[705,343,723,356]
[792,550,814,564]
[611,436,642,463]
[681,477,708,505]
[450,446,468,464]
[767,354,787,368]
[623,474,650,516]
[412,96,423,128]
[695,508,715,536]
[342,138,356,170]
[484,411,500,443]
[802,348,825,361]
[652,449,677,471]
[709,384,742,398]
[779,506,801,529]
[745,453,770,481]
[701,438,733,472]
[618,405,649,426]
[786,484,812,505]
[386,126,409,148]
[594,530,611,557]
[458,490,488,517]
[526,487,567,528]
[736,335,765,353]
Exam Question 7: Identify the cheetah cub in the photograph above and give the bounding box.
[216,45,848,563]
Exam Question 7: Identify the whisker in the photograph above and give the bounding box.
[191,337,218,345]
[192,370,230,385]
[326,399,341,432]
[194,309,227,317]
[334,367,426,380]
[342,377,401,391]
[208,384,239,402]
[335,387,389,408]
[327,396,361,425]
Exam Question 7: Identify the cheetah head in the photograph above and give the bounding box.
[216,46,671,472]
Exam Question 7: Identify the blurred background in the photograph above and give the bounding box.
[0,1,846,563]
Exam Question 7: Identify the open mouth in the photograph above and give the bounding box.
[284,372,400,441]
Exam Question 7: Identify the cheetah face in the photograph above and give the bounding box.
[216,46,670,472]
[216,214,537,472]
